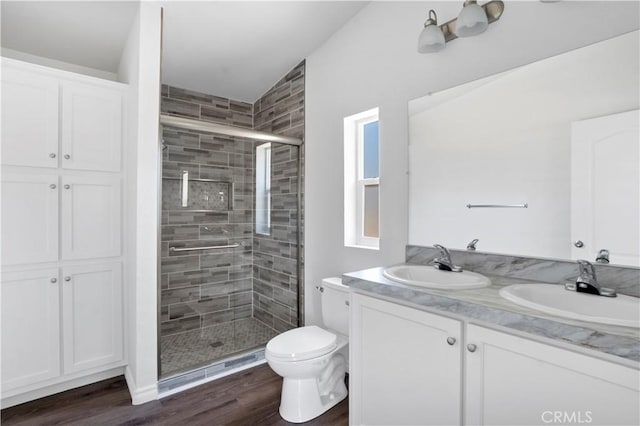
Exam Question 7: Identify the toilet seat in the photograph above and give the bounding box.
[266,325,337,362]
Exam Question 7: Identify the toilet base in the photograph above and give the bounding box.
[279,377,348,423]
[278,355,348,423]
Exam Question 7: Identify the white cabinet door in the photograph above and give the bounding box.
[1,68,59,168]
[1,269,61,391]
[62,263,123,373]
[1,173,59,265]
[350,293,462,426]
[465,324,640,426]
[61,82,122,172]
[61,175,121,260]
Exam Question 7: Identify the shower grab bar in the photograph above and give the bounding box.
[169,243,240,252]
[466,203,528,209]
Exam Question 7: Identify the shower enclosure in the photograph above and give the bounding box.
[157,78,304,378]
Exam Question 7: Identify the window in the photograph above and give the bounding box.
[255,143,271,235]
[344,108,380,249]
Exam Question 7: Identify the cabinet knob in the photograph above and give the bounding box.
[64,184,70,190]
[50,184,57,189]
[446,336,456,346]
[64,154,71,160]
[466,344,477,353]
[64,276,71,282]
[50,278,57,283]
[574,240,584,248]
[49,153,57,158]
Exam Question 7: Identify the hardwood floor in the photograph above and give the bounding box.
[1,364,349,425]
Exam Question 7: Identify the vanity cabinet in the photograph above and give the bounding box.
[350,293,640,426]
[349,293,462,425]
[465,324,639,426]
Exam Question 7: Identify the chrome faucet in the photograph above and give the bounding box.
[433,244,463,272]
[564,259,616,297]
[595,249,610,264]
[467,239,479,251]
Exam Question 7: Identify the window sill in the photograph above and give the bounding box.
[345,243,380,251]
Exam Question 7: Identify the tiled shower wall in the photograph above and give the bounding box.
[253,61,305,333]
[159,60,305,337]
[160,86,255,337]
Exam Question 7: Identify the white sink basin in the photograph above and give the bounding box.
[500,284,640,328]
[383,264,491,290]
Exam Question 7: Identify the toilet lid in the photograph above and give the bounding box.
[266,325,337,362]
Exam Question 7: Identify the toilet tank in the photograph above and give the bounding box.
[320,277,350,336]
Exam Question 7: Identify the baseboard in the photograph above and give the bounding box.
[124,366,158,405]
[1,367,124,409]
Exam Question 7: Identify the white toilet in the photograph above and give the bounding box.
[265,277,350,423]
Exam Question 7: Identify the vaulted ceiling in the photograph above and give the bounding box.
[1,1,367,102]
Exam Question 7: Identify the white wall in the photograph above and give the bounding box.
[117,2,162,405]
[304,1,640,324]
[1,48,118,81]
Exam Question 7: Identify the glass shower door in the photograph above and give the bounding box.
[159,158,240,377]
[159,127,302,378]
[250,142,301,336]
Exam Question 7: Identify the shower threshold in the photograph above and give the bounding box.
[158,347,267,397]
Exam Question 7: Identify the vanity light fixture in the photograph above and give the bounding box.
[418,10,446,53]
[456,0,488,37]
[417,1,504,54]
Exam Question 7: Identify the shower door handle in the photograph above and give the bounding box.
[169,243,240,253]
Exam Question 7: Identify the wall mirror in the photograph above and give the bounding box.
[408,31,639,267]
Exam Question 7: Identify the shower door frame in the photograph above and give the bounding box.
[156,114,304,378]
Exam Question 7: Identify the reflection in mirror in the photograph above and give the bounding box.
[408,31,639,267]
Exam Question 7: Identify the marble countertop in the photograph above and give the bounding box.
[343,266,640,365]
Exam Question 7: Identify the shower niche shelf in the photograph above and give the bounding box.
[162,176,233,211]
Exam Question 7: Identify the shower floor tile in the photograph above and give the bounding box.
[160,317,278,377]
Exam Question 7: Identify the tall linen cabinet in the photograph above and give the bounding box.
[1,58,128,407]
